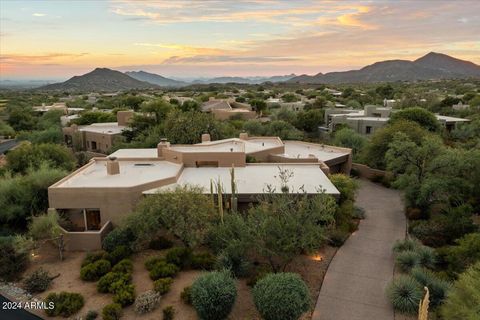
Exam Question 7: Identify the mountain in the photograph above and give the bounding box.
[39,68,158,91]
[288,52,480,84]
[193,74,296,84]
[125,71,187,87]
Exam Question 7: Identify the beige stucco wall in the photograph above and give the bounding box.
[60,221,113,251]
[212,109,257,120]
[163,148,246,167]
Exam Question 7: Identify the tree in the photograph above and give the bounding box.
[332,127,367,158]
[295,109,324,132]
[0,120,15,137]
[375,84,394,99]
[7,107,35,131]
[164,110,224,144]
[73,111,116,125]
[243,120,265,136]
[264,121,303,140]
[390,107,440,132]
[281,93,298,103]
[179,100,200,112]
[140,99,173,124]
[250,99,267,114]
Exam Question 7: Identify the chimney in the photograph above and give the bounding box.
[117,110,134,126]
[201,133,211,143]
[239,132,249,140]
[106,156,120,175]
[157,138,170,157]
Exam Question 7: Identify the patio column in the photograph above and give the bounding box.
[83,209,88,231]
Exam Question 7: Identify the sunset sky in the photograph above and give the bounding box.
[1,0,479,80]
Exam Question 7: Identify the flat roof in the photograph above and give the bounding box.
[109,148,157,158]
[435,115,470,123]
[79,122,126,134]
[144,164,339,195]
[283,141,350,162]
[346,117,389,121]
[54,160,182,188]
[197,138,282,153]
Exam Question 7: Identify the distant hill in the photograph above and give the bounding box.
[288,52,480,84]
[125,71,186,87]
[39,68,157,91]
[193,74,296,84]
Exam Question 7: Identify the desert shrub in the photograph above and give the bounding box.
[416,246,437,269]
[154,277,174,294]
[85,310,98,320]
[442,232,480,275]
[328,229,350,247]
[134,290,161,314]
[352,206,366,219]
[145,256,166,271]
[165,247,193,269]
[180,286,192,305]
[191,252,216,270]
[112,259,133,274]
[393,238,421,253]
[329,174,357,204]
[97,272,130,293]
[215,249,250,278]
[410,268,450,308]
[102,303,122,320]
[149,261,180,280]
[387,276,423,315]
[191,270,237,320]
[246,265,272,287]
[106,245,132,265]
[395,251,420,273]
[44,292,84,317]
[149,236,173,250]
[163,306,175,320]
[23,268,52,293]
[80,259,111,281]
[81,251,107,268]
[253,273,310,320]
[0,237,29,281]
[102,227,136,252]
[113,284,135,307]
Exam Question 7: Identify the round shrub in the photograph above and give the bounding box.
[165,247,193,269]
[215,250,250,278]
[328,230,350,247]
[191,270,237,320]
[23,268,53,293]
[154,277,174,294]
[44,292,84,317]
[85,310,98,320]
[106,246,132,266]
[252,273,310,320]
[410,268,450,307]
[191,252,216,270]
[416,246,437,269]
[387,275,423,315]
[113,284,135,307]
[97,272,130,293]
[134,290,161,314]
[395,251,420,273]
[80,259,111,281]
[112,259,133,274]
[81,251,107,267]
[149,261,180,280]
[145,256,165,271]
[163,306,175,320]
[102,227,136,253]
[393,238,421,253]
[181,286,192,305]
[102,303,122,320]
[149,236,173,250]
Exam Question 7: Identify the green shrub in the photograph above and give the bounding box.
[329,174,357,204]
[80,259,112,281]
[44,292,84,317]
[112,259,133,274]
[149,236,173,250]
[416,246,437,269]
[163,306,175,320]
[154,277,174,294]
[410,268,450,308]
[165,247,193,269]
[328,230,350,247]
[149,261,180,280]
[395,251,420,273]
[134,290,161,314]
[102,303,122,320]
[246,265,272,287]
[352,206,366,219]
[85,310,98,320]
[106,245,132,265]
[97,272,130,293]
[102,227,136,252]
[393,238,421,253]
[215,249,250,278]
[81,251,107,267]
[387,276,423,315]
[443,232,480,275]
[253,272,310,320]
[113,284,135,307]
[180,286,192,305]
[23,268,52,293]
[145,256,166,271]
[191,252,216,270]
[191,270,237,320]
[0,237,29,281]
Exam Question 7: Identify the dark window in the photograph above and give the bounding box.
[196,161,219,167]
[91,141,97,150]
[366,126,372,134]
[85,209,101,230]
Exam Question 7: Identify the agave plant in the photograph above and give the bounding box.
[387,275,423,315]
[395,250,420,273]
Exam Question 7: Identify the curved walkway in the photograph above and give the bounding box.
[312,179,406,320]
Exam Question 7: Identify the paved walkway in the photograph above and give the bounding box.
[312,179,406,320]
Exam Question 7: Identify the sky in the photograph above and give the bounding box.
[1,0,479,80]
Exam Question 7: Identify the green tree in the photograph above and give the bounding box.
[264,121,303,140]
[7,107,35,131]
[164,110,224,144]
[0,120,15,137]
[295,109,324,132]
[179,100,200,112]
[332,127,367,158]
[281,93,298,103]
[390,107,440,132]
[250,99,267,114]
[140,99,173,124]
[73,111,116,125]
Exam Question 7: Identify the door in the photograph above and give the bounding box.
[85,209,101,230]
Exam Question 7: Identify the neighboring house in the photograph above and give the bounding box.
[266,97,305,111]
[452,102,470,111]
[383,99,396,108]
[62,110,133,153]
[32,102,67,114]
[48,132,352,251]
[201,98,256,120]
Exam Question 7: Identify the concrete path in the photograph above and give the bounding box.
[312,179,406,320]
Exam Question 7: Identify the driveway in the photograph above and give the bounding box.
[312,179,406,320]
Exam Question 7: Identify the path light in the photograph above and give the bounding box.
[311,253,323,261]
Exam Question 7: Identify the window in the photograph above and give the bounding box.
[91,141,97,150]
[85,209,101,230]
[366,126,372,134]
[134,163,154,167]
[196,161,219,167]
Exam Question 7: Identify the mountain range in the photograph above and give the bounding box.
[34,52,479,91]
[287,52,480,84]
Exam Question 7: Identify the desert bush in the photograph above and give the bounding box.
[191,270,237,320]
[81,251,107,268]
[191,252,216,270]
[352,206,366,219]
[163,306,175,320]
[113,284,135,307]
[145,256,166,271]
[85,310,98,320]
[215,249,250,278]
[44,292,84,317]
[80,259,111,281]
[112,259,133,274]
[253,272,310,320]
[395,251,420,273]
[0,237,29,281]
[416,245,437,269]
[149,261,180,280]
[23,268,53,293]
[102,303,122,320]
[134,290,161,314]
[393,238,421,253]
[410,268,450,308]
[180,286,192,305]
[102,227,136,252]
[97,272,130,293]
[246,265,272,287]
[329,174,358,204]
[149,236,173,250]
[442,232,480,275]
[328,229,350,247]
[165,247,193,269]
[154,277,174,294]
[387,275,422,315]
[106,245,132,265]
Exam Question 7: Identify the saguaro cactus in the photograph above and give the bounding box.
[230,165,237,212]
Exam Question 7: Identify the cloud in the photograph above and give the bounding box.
[1,53,89,64]
[161,54,297,64]
[32,13,47,17]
